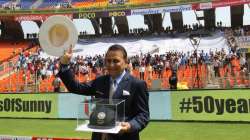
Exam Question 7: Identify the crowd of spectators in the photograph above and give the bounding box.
[0,0,20,10]
[1,25,250,92]
[13,43,249,91]
[0,0,72,10]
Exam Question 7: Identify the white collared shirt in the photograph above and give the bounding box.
[110,70,126,91]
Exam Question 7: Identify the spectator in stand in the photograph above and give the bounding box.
[52,75,61,92]
[169,69,178,90]
[40,65,47,80]
[127,60,133,75]
[146,63,153,81]
[204,53,213,84]
[240,54,246,68]
[156,61,163,79]
[139,63,145,80]
[239,64,248,85]
[213,56,220,77]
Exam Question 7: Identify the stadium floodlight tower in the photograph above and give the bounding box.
[189,33,201,88]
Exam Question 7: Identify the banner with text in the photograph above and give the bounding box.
[131,4,192,15]
[75,10,131,18]
[75,12,103,19]
[2,90,250,121]
[103,10,131,17]
[172,90,250,121]
[0,94,58,118]
[0,92,170,120]
[14,13,73,21]
[73,0,208,9]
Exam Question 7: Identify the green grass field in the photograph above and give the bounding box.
[0,118,250,140]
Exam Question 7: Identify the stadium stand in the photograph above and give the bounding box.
[37,0,72,9]
[20,0,37,9]
[0,2,249,92]
[72,0,86,2]
[0,0,7,5]
[1,26,250,93]
[0,41,30,62]
[0,0,71,9]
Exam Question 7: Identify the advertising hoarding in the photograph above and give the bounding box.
[0,0,248,17]
[76,10,131,19]
[104,9,131,17]
[171,91,250,121]
[0,92,171,120]
[131,4,192,15]
[14,13,73,21]
[75,12,103,19]
[73,0,208,8]
[0,94,58,118]
[2,90,250,121]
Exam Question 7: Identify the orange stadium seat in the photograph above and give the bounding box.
[0,41,30,62]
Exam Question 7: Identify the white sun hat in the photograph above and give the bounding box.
[39,15,78,57]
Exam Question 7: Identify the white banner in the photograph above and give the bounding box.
[162,4,192,13]
[131,7,162,15]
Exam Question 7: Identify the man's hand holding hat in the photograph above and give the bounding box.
[60,45,73,65]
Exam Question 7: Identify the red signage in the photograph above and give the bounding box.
[14,14,73,21]
[212,0,250,8]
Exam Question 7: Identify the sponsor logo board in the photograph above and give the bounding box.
[14,14,73,21]
[131,5,192,15]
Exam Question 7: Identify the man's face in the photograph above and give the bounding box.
[105,50,127,78]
